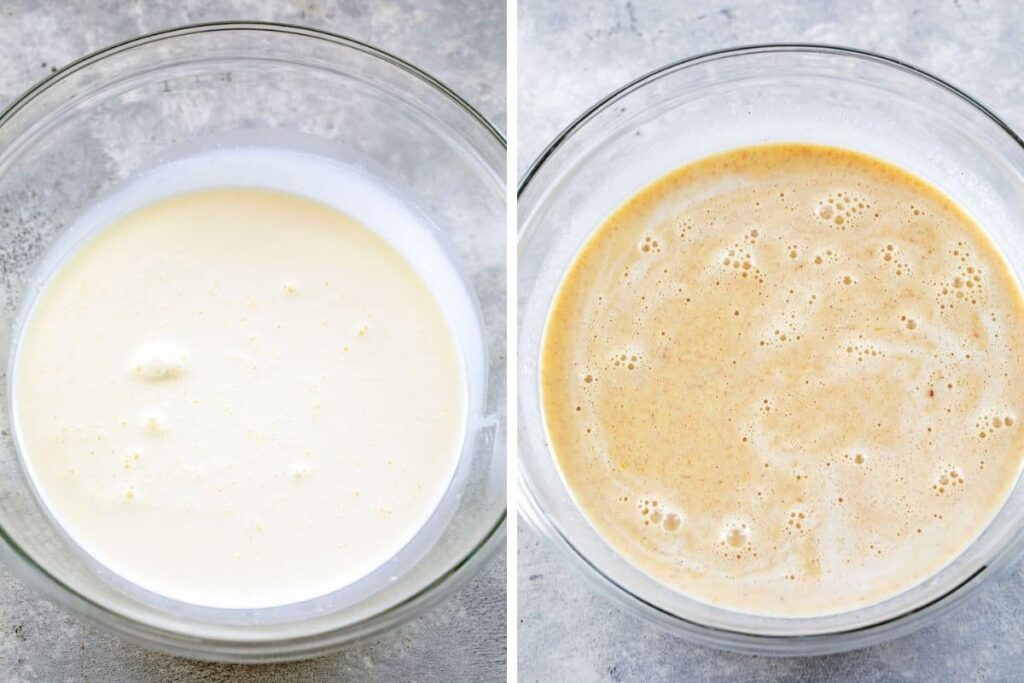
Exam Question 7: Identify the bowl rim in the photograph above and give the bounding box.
[518,42,1023,195]
[516,42,1024,654]
[0,20,506,148]
[0,20,507,661]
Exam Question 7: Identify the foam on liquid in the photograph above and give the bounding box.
[541,144,1024,617]
[12,148,475,609]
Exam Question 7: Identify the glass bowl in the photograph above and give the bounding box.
[0,22,505,662]
[518,44,1024,656]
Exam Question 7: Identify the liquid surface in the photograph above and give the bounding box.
[541,144,1024,616]
[14,187,466,608]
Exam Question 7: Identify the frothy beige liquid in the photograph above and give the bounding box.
[14,188,465,608]
[541,144,1024,616]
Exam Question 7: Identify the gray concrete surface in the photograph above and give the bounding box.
[0,1,505,681]
[518,1,1024,681]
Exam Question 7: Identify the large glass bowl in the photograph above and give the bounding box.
[0,22,505,662]
[518,44,1024,656]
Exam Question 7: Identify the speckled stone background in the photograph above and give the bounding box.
[518,1,1024,681]
[0,1,505,681]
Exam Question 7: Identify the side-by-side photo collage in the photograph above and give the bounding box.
[0,1,1022,681]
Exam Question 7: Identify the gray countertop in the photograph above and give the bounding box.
[518,1,1024,681]
[0,1,505,681]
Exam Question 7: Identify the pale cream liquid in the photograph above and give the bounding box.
[14,187,466,608]
[542,144,1024,616]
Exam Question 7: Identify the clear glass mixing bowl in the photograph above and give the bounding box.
[518,44,1024,656]
[0,22,505,662]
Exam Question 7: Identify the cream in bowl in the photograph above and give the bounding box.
[12,147,472,609]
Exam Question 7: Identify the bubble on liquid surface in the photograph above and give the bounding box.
[724,525,749,548]
[662,512,681,532]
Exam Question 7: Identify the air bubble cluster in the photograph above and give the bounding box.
[932,465,964,494]
[637,498,682,532]
[676,217,697,240]
[816,191,872,229]
[879,243,911,276]
[975,411,1016,440]
[639,235,662,253]
[844,340,886,362]
[937,242,987,309]
[611,351,644,371]
[786,510,807,531]
[721,247,754,275]
[812,248,840,267]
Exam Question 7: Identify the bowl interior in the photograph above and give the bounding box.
[518,45,1024,653]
